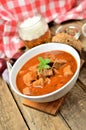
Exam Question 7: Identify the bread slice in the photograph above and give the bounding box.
[52,32,82,52]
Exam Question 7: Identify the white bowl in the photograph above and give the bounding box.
[9,43,80,102]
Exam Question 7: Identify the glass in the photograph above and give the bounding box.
[17,13,51,48]
[82,23,86,37]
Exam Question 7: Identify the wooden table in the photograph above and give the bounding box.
[0,20,86,130]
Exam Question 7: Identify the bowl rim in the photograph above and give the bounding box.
[9,43,81,99]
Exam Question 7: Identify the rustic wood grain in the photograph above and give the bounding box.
[22,96,65,116]
[60,84,86,130]
[77,79,86,92]
[0,77,28,130]
[10,88,71,130]
[79,66,86,87]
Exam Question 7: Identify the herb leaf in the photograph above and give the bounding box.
[38,57,51,72]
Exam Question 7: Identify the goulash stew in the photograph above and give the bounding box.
[16,51,77,96]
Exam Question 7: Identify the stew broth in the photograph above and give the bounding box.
[16,50,77,96]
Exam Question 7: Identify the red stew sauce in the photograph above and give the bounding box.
[16,51,77,96]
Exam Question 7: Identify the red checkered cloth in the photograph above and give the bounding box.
[0,0,86,58]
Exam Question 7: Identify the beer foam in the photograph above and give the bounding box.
[20,16,41,28]
[18,16,48,40]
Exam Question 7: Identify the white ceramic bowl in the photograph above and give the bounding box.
[9,43,80,102]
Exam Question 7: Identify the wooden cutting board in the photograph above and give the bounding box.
[22,96,66,116]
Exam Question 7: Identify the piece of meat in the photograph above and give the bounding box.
[44,78,51,84]
[45,53,56,62]
[23,87,30,95]
[41,68,54,77]
[23,72,36,86]
[63,65,73,76]
[53,68,59,74]
[53,59,66,69]
[32,78,44,88]
[36,70,42,78]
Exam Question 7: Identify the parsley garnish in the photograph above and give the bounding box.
[38,57,51,72]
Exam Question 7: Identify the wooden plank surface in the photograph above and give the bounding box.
[79,66,86,87]
[0,77,28,130]
[60,83,86,130]
[10,90,71,130]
